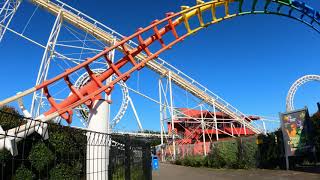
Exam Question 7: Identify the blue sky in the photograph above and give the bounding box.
[1,0,320,131]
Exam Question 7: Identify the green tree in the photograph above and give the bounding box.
[0,106,21,167]
[50,163,79,180]
[15,165,33,180]
[310,112,320,160]
[208,140,238,168]
[28,142,54,172]
[238,137,258,168]
[0,106,21,130]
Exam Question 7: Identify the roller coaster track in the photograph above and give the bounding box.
[286,75,320,112]
[1,0,319,136]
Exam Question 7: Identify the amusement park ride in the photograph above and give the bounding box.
[0,0,319,176]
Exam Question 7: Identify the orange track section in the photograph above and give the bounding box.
[40,12,186,123]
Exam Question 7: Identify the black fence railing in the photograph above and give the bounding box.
[109,134,151,180]
[0,109,152,180]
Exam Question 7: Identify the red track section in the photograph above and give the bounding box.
[40,12,186,123]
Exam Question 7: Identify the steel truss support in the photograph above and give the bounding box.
[200,105,206,156]
[211,99,219,141]
[30,10,63,118]
[0,0,20,42]
[168,72,176,160]
[158,78,165,162]
[158,74,176,160]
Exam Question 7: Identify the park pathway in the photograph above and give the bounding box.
[152,163,320,180]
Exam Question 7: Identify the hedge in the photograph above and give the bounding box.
[175,134,285,169]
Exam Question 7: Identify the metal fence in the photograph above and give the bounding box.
[0,109,152,180]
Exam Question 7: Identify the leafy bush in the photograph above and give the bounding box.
[238,138,258,169]
[176,156,205,167]
[211,140,238,168]
[257,131,284,169]
[28,142,54,171]
[0,106,21,130]
[49,125,86,155]
[49,131,76,154]
[49,163,78,180]
[175,138,260,169]
[15,165,33,180]
[0,149,11,163]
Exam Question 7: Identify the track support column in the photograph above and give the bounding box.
[158,77,165,161]
[211,99,219,141]
[200,105,207,156]
[168,72,176,160]
[86,99,110,180]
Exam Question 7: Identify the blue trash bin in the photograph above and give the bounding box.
[152,155,159,170]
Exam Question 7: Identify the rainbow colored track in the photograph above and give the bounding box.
[1,0,319,125]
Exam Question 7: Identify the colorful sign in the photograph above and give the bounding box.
[280,108,312,156]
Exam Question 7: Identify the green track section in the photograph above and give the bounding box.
[278,0,291,5]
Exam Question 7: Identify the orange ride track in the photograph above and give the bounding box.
[0,0,317,125]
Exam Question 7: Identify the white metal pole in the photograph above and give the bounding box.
[128,96,143,131]
[231,124,234,136]
[243,121,247,135]
[262,120,267,134]
[158,78,164,161]
[168,72,176,160]
[200,105,207,156]
[212,99,219,141]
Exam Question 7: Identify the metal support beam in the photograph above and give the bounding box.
[168,72,176,160]
[212,99,219,141]
[128,96,143,131]
[262,120,267,134]
[158,77,164,161]
[200,105,207,156]
[30,10,63,117]
[244,122,247,136]
[0,0,21,42]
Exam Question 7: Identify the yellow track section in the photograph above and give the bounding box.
[176,0,237,34]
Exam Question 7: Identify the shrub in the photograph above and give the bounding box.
[257,131,283,169]
[176,155,205,167]
[0,106,21,130]
[50,163,78,180]
[175,158,182,165]
[0,149,11,163]
[15,165,33,180]
[210,140,238,168]
[176,138,259,169]
[49,130,76,154]
[28,142,54,171]
[238,138,258,169]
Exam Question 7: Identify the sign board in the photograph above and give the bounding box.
[280,108,313,157]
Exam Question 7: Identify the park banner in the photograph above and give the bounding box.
[280,108,313,157]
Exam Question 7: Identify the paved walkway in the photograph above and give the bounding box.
[152,163,320,180]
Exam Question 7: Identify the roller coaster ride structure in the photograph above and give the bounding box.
[286,75,320,112]
[0,0,319,161]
